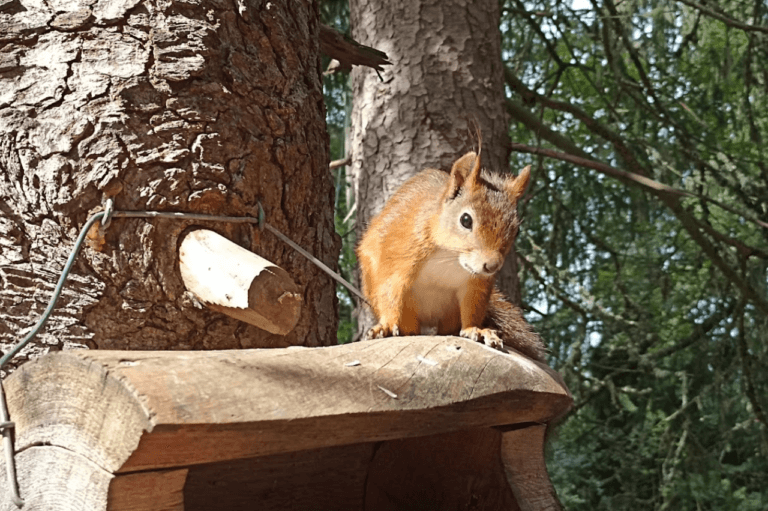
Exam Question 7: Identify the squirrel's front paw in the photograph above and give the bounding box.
[460,327,504,350]
[365,323,401,340]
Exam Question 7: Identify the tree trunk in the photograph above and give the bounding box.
[0,0,340,369]
[350,0,520,336]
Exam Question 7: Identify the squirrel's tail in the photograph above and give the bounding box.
[484,288,547,362]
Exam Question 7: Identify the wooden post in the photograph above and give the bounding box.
[0,337,571,510]
[501,424,564,511]
[178,229,302,335]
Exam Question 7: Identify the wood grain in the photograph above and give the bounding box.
[364,428,520,511]
[108,469,187,511]
[0,446,111,511]
[4,337,569,473]
[179,229,302,335]
[0,337,571,509]
[501,425,564,511]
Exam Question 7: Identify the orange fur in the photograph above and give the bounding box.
[358,150,545,361]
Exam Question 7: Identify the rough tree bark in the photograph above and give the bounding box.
[0,0,340,370]
[349,0,522,335]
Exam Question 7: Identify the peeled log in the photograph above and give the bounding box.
[178,229,302,335]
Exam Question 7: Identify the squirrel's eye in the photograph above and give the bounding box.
[460,212,473,230]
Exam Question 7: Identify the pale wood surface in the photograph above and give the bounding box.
[179,229,303,335]
[0,449,188,511]
[5,352,150,473]
[0,446,111,511]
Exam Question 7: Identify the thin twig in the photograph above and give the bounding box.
[737,303,768,428]
[510,143,768,315]
[677,0,768,34]
[509,143,768,232]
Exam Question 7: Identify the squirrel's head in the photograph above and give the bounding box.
[436,150,531,278]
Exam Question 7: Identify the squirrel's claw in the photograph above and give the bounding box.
[460,327,481,342]
[460,327,504,351]
[363,325,384,340]
[365,323,401,340]
[482,330,504,350]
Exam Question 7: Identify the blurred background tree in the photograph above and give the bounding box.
[322,0,767,508]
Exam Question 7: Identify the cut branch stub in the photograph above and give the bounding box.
[178,229,302,335]
[319,24,391,73]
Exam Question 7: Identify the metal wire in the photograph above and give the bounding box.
[262,222,367,303]
[0,383,22,507]
[1,202,366,369]
[0,210,106,369]
[110,207,368,302]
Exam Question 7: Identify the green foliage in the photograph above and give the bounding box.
[323,0,767,507]
[501,0,768,509]
[321,0,357,343]
[323,67,356,343]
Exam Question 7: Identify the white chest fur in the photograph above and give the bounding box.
[411,248,471,328]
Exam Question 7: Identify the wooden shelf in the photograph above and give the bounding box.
[0,337,571,510]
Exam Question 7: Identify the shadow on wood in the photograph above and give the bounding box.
[0,336,571,510]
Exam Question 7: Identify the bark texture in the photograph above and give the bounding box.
[350,0,521,334]
[0,0,340,369]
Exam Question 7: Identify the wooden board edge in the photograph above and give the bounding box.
[108,468,188,511]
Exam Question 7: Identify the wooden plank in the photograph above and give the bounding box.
[3,337,571,476]
[364,428,520,511]
[179,229,303,335]
[184,443,374,511]
[501,425,563,511]
[108,469,187,511]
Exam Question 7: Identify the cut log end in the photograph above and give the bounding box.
[179,229,302,335]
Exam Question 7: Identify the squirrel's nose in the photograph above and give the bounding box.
[483,260,501,274]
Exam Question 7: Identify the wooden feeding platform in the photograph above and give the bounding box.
[0,336,571,510]
[0,227,571,509]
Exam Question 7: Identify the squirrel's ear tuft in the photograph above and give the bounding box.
[449,151,481,195]
[506,165,531,200]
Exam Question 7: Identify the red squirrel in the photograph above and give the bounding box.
[357,148,546,361]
